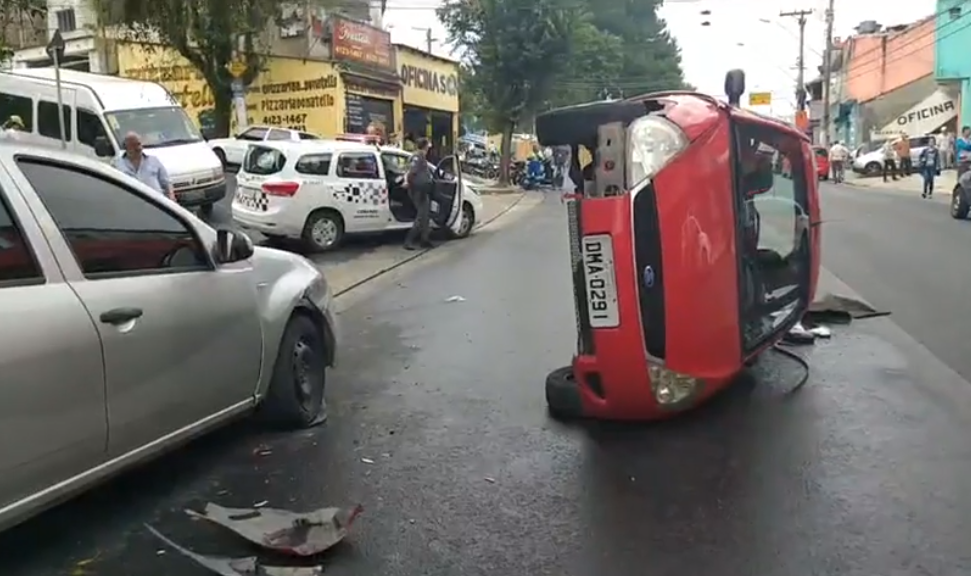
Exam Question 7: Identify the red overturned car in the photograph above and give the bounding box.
[541,71,820,421]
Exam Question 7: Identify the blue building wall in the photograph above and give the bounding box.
[936,0,971,127]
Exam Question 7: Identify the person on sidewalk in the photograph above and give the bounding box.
[881,139,898,182]
[918,140,941,198]
[893,134,911,177]
[404,138,434,251]
[945,130,956,168]
[828,140,849,183]
[956,126,971,177]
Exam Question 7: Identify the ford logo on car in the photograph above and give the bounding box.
[643,265,654,288]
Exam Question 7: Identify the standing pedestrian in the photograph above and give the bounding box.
[918,139,941,198]
[404,137,434,250]
[956,126,971,177]
[945,130,956,168]
[881,139,898,182]
[112,132,175,201]
[894,133,911,177]
[828,140,849,183]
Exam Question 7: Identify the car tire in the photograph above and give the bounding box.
[302,209,345,252]
[261,314,328,428]
[864,162,882,176]
[448,202,475,239]
[545,365,583,420]
[951,185,969,219]
[213,148,228,168]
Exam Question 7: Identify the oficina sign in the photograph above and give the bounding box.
[399,65,457,95]
[872,89,958,139]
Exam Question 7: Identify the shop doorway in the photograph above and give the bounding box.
[403,106,454,159]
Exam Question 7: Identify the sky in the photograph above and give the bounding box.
[380,0,938,119]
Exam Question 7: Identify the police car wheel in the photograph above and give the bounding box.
[302,210,345,252]
[449,202,475,239]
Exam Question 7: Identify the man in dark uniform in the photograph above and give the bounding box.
[405,138,434,250]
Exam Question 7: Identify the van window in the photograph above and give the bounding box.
[295,153,332,175]
[0,93,34,131]
[77,109,110,149]
[38,101,72,140]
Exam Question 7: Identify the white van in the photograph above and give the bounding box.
[0,69,226,215]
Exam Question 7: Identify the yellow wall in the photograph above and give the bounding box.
[396,47,459,113]
[116,43,343,137]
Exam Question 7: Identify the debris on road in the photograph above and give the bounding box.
[808,325,831,338]
[361,457,375,464]
[146,525,322,576]
[445,295,466,302]
[806,293,890,324]
[185,503,363,556]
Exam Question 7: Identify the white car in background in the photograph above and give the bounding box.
[208,126,320,169]
[231,140,484,251]
[852,135,934,176]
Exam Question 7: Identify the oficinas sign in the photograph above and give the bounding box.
[400,64,458,96]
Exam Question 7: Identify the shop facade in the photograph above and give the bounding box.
[937,0,971,128]
[329,16,402,139]
[396,44,459,154]
[115,42,345,138]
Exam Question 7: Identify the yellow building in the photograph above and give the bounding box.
[115,42,345,138]
[396,44,459,153]
[328,16,402,141]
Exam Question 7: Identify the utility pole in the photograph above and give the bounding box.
[412,27,434,53]
[780,9,812,112]
[821,0,836,145]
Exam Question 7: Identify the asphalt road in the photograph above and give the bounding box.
[5,191,971,575]
[820,180,971,381]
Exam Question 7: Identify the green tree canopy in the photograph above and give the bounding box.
[584,0,689,97]
[438,0,586,183]
[0,0,45,61]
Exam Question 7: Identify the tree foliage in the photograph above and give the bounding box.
[0,0,45,61]
[585,0,689,97]
[438,0,585,183]
[106,0,277,137]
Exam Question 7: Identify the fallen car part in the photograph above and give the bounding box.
[186,503,363,556]
[146,525,322,576]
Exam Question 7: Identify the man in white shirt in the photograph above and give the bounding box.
[828,141,849,183]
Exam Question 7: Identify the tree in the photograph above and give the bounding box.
[0,0,45,62]
[585,0,689,97]
[545,22,624,108]
[439,0,585,184]
[108,0,277,137]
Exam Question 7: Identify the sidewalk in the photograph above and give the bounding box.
[846,169,957,196]
[463,172,522,195]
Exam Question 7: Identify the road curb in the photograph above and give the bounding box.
[334,192,527,297]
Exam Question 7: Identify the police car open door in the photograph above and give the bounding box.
[431,155,464,234]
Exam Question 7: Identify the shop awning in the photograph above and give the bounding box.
[340,65,401,98]
[870,89,957,140]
